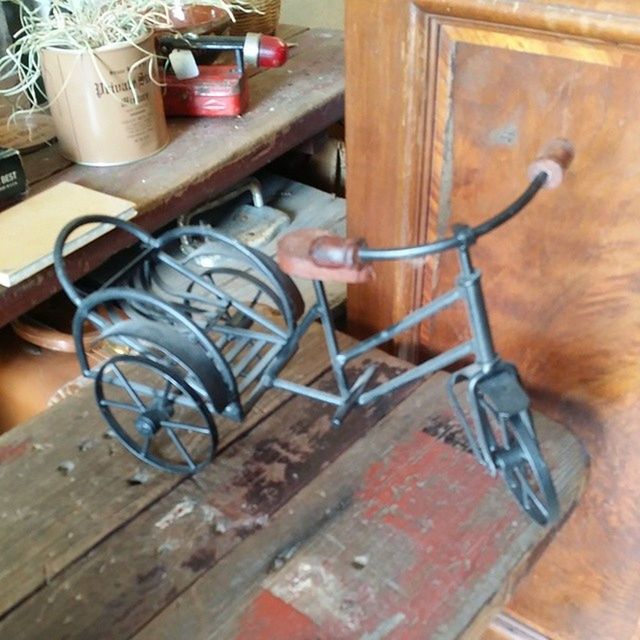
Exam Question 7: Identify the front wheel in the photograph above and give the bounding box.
[484,408,559,525]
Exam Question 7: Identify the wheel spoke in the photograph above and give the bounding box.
[160,420,210,435]
[112,363,146,409]
[514,465,547,516]
[250,287,263,307]
[99,398,140,412]
[165,427,197,471]
[95,323,219,474]
[160,378,174,405]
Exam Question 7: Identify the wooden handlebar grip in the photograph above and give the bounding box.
[310,236,363,269]
[527,138,575,188]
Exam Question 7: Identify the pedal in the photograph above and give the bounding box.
[331,363,377,428]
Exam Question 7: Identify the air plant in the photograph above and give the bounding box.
[0,0,257,112]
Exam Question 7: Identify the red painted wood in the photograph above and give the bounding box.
[234,590,326,640]
[235,429,531,639]
[355,431,521,638]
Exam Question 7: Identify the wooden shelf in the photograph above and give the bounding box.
[0,27,345,328]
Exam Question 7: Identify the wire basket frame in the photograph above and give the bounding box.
[230,0,281,35]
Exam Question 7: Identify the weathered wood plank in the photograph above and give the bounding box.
[0,351,414,639]
[225,423,584,639]
[0,324,329,618]
[0,28,345,329]
[132,374,586,640]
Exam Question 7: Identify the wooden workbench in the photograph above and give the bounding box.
[0,27,344,329]
[0,328,586,639]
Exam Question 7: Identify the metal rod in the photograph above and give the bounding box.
[156,252,289,339]
[219,336,249,361]
[338,288,463,364]
[204,323,286,345]
[360,236,460,261]
[99,246,157,290]
[357,174,546,262]
[359,341,474,405]
[313,280,349,397]
[260,303,321,386]
[232,340,267,377]
[237,344,282,393]
[270,378,343,406]
[457,247,497,365]
[158,34,247,51]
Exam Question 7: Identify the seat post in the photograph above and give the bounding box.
[312,279,350,397]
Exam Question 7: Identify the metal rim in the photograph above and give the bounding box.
[480,402,559,525]
[150,225,304,329]
[183,266,286,332]
[73,288,240,410]
[95,354,218,474]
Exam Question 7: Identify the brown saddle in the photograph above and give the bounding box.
[276,228,374,284]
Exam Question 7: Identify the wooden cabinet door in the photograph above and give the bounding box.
[420,23,640,402]
[346,1,640,637]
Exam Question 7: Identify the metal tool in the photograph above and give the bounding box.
[177,177,291,265]
[157,33,289,117]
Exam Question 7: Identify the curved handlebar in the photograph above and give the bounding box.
[310,138,574,267]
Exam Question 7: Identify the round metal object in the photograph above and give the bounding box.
[135,225,304,330]
[184,266,286,332]
[479,400,559,525]
[122,227,305,399]
[97,318,237,414]
[96,354,218,474]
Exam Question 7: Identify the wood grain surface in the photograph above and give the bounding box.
[0,325,329,617]
[345,0,432,358]
[424,24,640,640]
[0,321,587,639]
[347,2,640,638]
[0,354,416,640]
[132,374,585,640]
[416,0,640,46]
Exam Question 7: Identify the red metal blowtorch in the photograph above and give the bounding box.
[157,33,289,117]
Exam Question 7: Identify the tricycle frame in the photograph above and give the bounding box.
[54,150,572,526]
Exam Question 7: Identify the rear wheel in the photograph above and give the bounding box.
[95,355,218,474]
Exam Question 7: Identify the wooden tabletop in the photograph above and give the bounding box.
[0,328,586,639]
[0,27,345,329]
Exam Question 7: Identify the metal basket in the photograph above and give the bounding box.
[229,0,281,35]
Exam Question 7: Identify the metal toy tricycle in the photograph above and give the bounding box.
[53,140,574,526]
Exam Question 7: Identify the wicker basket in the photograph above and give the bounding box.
[230,0,281,35]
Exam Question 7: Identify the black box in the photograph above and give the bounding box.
[0,147,27,207]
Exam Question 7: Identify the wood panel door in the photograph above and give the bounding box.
[346,1,640,637]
